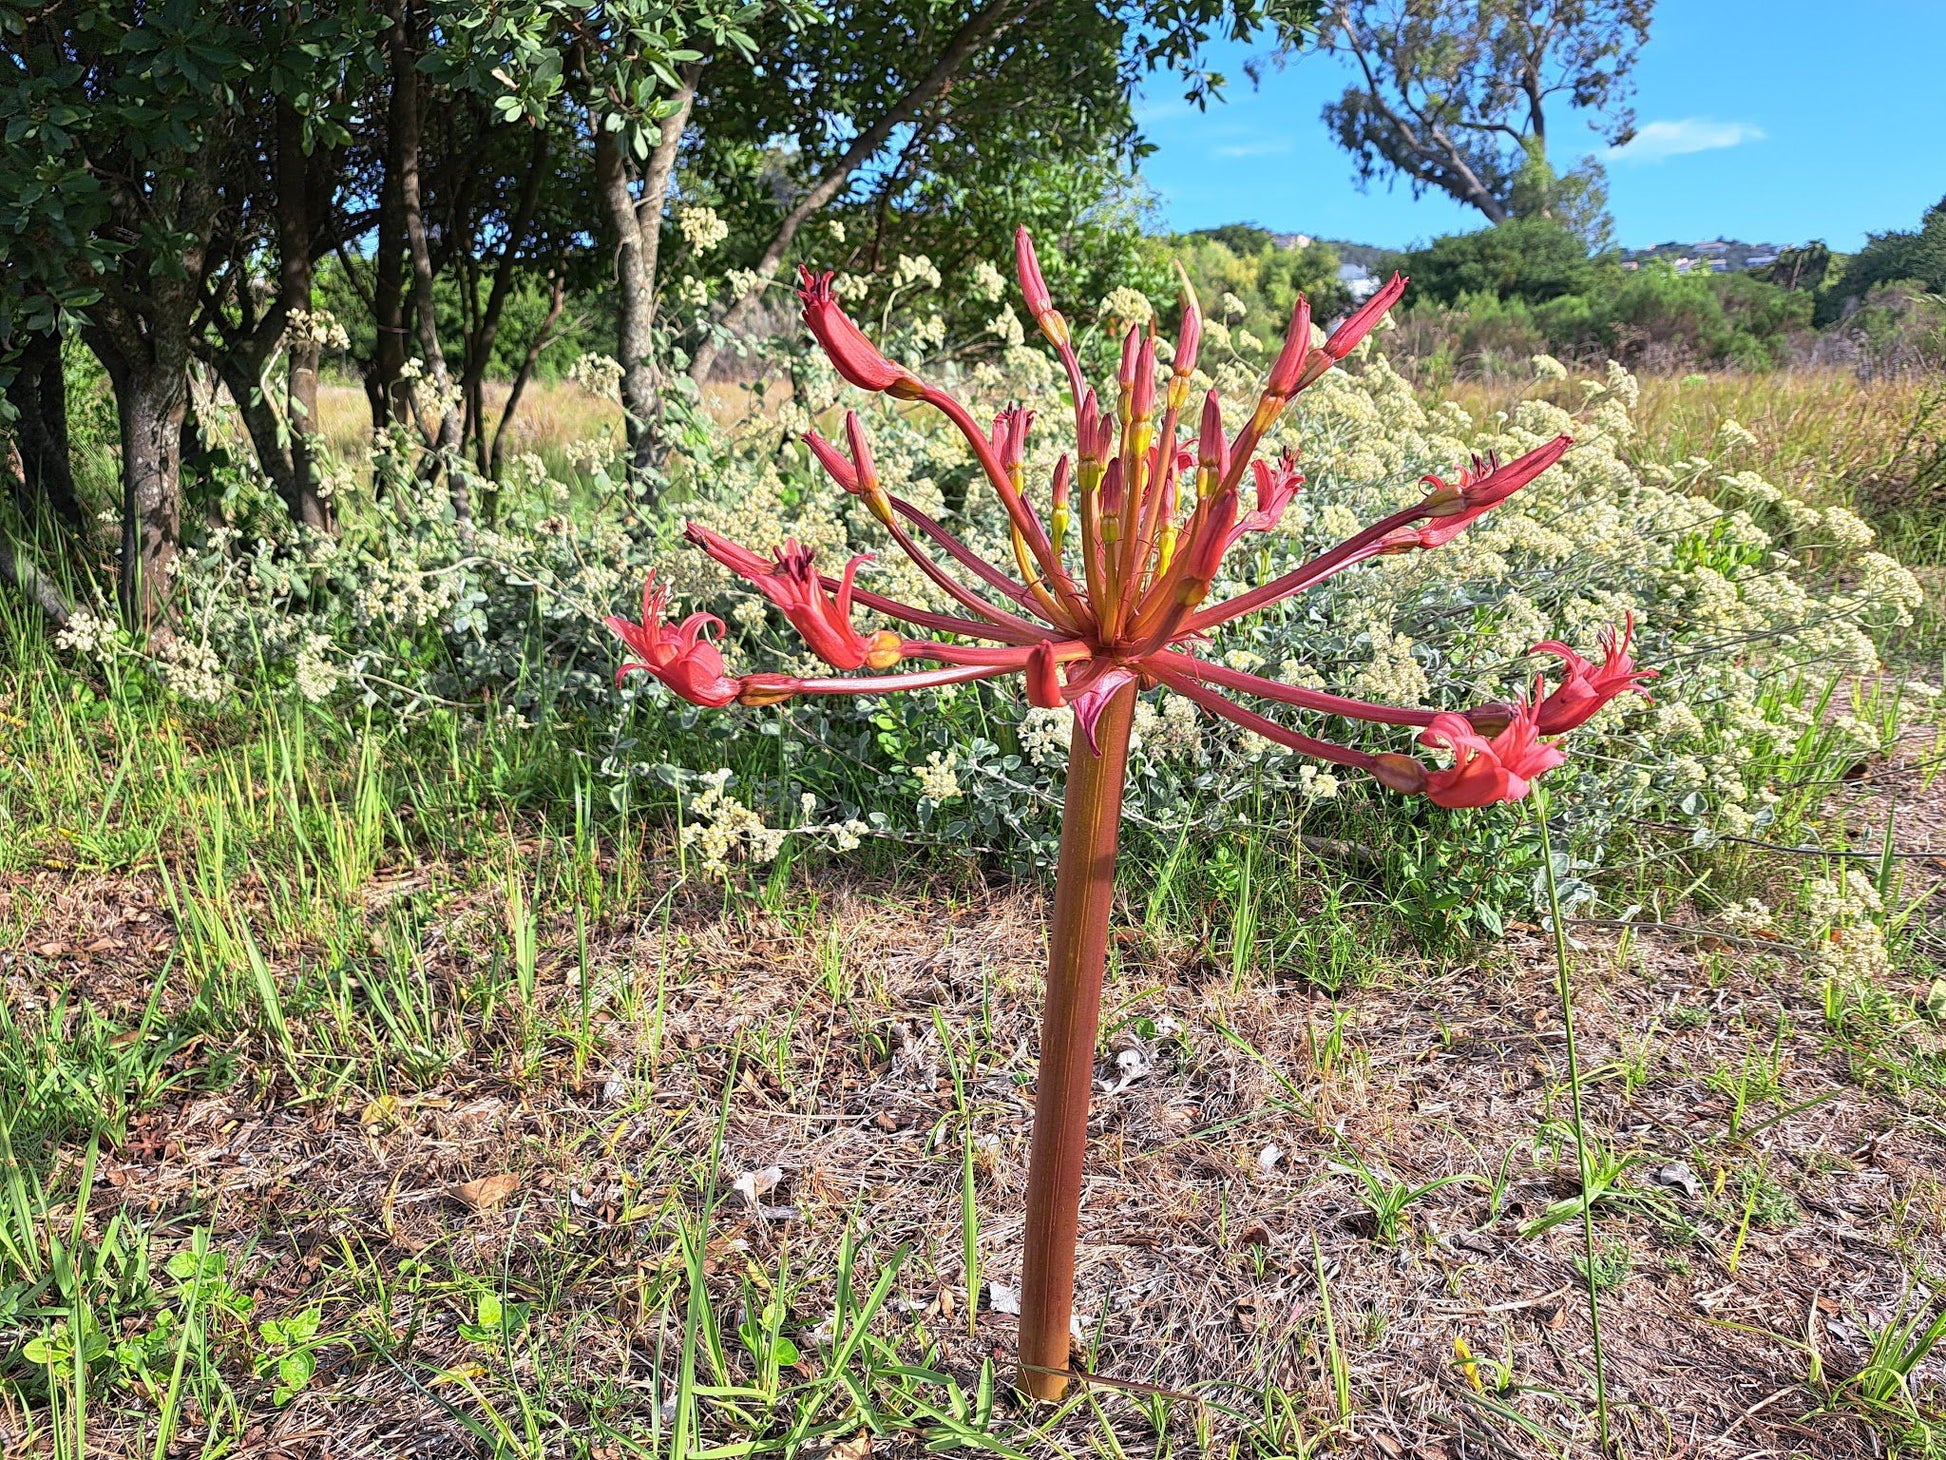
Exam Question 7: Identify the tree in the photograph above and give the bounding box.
[1399,216,1597,305]
[0,2,264,627]
[673,0,1323,456]
[1306,1,1651,239]
[0,0,377,624]
[1826,197,1946,321]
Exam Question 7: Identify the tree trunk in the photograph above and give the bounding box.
[2,329,84,530]
[277,98,332,531]
[596,61,701,488]
[215,331,302,509]
[370,0,411,433]
[105,358,188,631]
[0,530,75,628]
[391,0,467,527]
[462,123,550,475]
[686,0,1022,388]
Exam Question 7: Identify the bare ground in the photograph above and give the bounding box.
[6,801,1946,1460]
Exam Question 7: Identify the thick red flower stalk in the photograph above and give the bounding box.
[608,231,1652,1399]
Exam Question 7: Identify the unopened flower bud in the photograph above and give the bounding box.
[1130,333,1157,425]
[844,410,894,524]
[1100,457,1125,529]
[1015,227,1068,346]
[1172,266,1202,382]
[1323,273,1406,361]
[1264,295,1313,397]
[1370,752,1427,794]
[803,429,857,491]
[1049,455,1073,550]
[1004,406,1031,473]
[1197,390,1228,475]
[1117,325,1141,418]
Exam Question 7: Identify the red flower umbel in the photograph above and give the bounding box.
[610,235,1643,807]
[608,228,1654,1405]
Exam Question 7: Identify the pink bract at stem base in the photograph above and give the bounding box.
[1017,677,1137,1400]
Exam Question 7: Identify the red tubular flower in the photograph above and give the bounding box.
[684,524,902,671]
[1197,390,1228,477]
[621,231,1622,1406]
[798,268,924,399]
[1235,451,1303,541]
[1175,302,1201,377]
[1419,704,1566,809]
[1264,295,1314,397]
[605,573,742,707]
[1015,225,1069,348]
[1130,334,1157,426]
[844,410,894,524]
[803,427,857,491]
[1323,273,1407,361]
[1378,436,1576,554]
[1532,615,1658,733]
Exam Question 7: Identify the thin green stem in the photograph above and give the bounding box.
[1535,788,1612,1454]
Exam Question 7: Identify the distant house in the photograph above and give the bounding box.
[1271,232,1314,250]
[1746,252,1779,267]
[1695,240,1729,253]
[1672,257,1696,274]
[1709,259,1729,273]
[1337,262,1379,302]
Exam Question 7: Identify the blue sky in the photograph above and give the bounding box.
[1136,1,1946,251]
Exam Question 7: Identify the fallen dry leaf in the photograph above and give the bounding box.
[449,1173,521,1212]
[732,1165,783,1206]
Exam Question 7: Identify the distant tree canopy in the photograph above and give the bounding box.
[1301,0,1652,246]
[1394,216,1597,305]
[0,0,1324,631]
[1824,198,1946,317]
[1380,217,1825,375]
[1168,227,1349,330]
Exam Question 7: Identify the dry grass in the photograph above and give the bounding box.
[315,379,773,476]
[1436,370,1935,507]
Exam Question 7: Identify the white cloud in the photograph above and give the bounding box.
[1211,138,1293,160]
[1607,118,1766,163]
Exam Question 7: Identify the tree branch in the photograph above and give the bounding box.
[688,0,1031,384]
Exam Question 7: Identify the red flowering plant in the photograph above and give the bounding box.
[608,229,1654,1399]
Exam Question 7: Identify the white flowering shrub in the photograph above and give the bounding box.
[53,338,1935,926]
